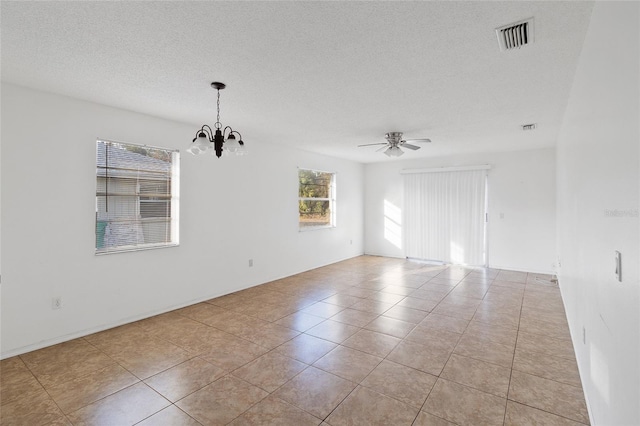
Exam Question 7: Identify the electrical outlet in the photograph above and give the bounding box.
[52,297,62,310]
[248,259,253,267]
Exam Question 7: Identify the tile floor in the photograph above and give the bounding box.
[0,256,590,425]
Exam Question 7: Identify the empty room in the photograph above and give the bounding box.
[1,1,638,425]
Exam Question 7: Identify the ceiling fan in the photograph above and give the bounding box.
[358,132,431,157]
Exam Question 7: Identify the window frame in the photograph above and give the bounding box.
[95,139,180,255]
[298,168,336,231]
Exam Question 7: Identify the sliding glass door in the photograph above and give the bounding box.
[403,168,488,266]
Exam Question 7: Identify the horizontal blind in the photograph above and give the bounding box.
[96,140,179,254]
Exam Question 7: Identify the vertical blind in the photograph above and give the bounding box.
[96,140,180,254]
[403,168,487,266]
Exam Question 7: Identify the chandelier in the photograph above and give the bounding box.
[188,82,246,158]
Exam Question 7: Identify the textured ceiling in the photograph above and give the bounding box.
[1,1,593,163]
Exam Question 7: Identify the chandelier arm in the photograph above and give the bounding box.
[201,124,214,134]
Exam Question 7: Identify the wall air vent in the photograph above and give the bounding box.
[496,18,534,51]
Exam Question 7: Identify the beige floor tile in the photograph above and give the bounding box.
[361,360,437,409]
[441,353,511,398]
[240,322,300,349]
[257,304,299,322]
[176,303,228,323]
[0,357,34,388]
[201,310,269,337]
[508,370,589,424]
[454,334,515,368]
[20,339,116,388]
[420,313,469,334]
[520,305,568,326]
[513,348,582,387]
[423,378,506,426]
[67,382,170,425]
[198,336,269,371]
[337,286,378,299]
[275,333,337,364]
[176,375,268,426]
[519,316,572,340]
[350,298,395,314]
[368,292,406,305]
[83,323,150,353]
[505,400,587,426]
[432,303,479,320]
[228,395,322,425]
[305,319,360,343]
[387,340,451,376]
[405,325,461,352]
[472,308,520,329]
[0,371,46,407]
[0,388,70,426]
[409,288,448,302]
[326,386,419,426]
[274,312,326,332]
[313,345,382,383]
[322,294,363,308]
[136,405,202,426]
[342,329,401,358]
[413,411,456,425]
[496,270,528,283]
[111,338,193,380]
[48,363,139,413]
[301,301,346,318]
[464,320,518,347]
[448,283,489,299]
[380,285,416,296]
[364,315,416,338]
[273,366,356,419]
[397,296,439,312]
[382,305,429,324]
[330,308,379,327]
[517,331,576,360]
[144,357,225,402]
[232,351,307,392]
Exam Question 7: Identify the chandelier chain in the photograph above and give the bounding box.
[215,89,222,129]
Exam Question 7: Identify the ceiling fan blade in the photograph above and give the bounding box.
[376,145,388,152]
[403,138,431,143]
[403,143,421,150]
[358,142,388,147]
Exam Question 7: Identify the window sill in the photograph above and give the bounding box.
[298,225,336,232]
[95,242,179,255]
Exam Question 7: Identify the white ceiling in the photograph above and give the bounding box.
[1,1,593,163]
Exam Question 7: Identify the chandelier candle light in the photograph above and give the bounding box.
[188,82,246,158]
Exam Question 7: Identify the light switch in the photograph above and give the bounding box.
[615,251,622,282]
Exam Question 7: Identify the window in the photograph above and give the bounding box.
[95,140,180,254]
[298,168,336,229]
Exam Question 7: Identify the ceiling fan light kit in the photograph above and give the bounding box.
[188,82,246,158]
[359,131,431,157]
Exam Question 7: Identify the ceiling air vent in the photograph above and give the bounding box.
[496,18,534,51]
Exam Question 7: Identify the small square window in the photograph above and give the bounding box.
[298,169,336,230]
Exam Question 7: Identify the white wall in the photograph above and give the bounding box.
[0,84,364,358]
[555,2,639,425]
[364,148,556,273]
